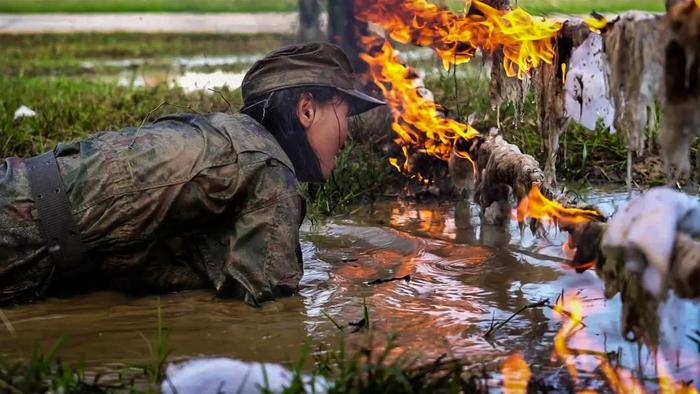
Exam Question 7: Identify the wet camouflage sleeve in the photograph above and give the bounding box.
[219,153,305,305]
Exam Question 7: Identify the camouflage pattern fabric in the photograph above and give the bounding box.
[0,113,304,306]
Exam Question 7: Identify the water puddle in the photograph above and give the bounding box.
[0,189,698,389]
[116,70,246,93]
[83,53,259,93]
[82,54,262,70]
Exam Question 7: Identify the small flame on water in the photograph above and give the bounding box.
[562,233,576,259]
[551,292,697,394]
[657,354,699,394]
[389,157,401,172]
[552,293,584,381]
[516,185,605,225]
[501,352,531,394]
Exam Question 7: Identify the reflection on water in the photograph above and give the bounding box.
[0,189,698,389]
[115,70,246,93]
[86,54,256,93]
[83,54,262,70]
[176,70,246,93]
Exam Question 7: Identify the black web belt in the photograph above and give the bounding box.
[26,151,87,269]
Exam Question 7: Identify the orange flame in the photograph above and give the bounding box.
[551,292,643,393]
[583,13,609,34]
[502,352,531,394]
[355,0,561,178]
[657,354,699,394]
[360,37,480,173]
[552,293,584,381]
[355,0,562,78]
[516,185,605,225]
[551,292,697,394]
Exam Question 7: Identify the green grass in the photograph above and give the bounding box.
[513,0,664,14]
[307,138,396,220]
[0,76,241,157]
[0,0,297,13]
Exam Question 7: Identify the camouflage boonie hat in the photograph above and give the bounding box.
[241,42,385,115]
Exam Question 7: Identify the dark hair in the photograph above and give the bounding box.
[241,86,344,183]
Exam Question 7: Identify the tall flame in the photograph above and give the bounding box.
[355,0,562,78]
[355,0,561,178]
[360,36,479,173]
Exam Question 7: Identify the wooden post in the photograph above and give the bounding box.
[327,0,368,73]
[298,0,321,42]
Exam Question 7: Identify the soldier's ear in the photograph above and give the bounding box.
[297,92,316,129]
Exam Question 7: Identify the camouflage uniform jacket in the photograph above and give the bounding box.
[0,113,305,306]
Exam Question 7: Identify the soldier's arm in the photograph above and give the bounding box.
[222,156,305,306]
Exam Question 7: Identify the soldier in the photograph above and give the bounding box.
[0,42,384,306]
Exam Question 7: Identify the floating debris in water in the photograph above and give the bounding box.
[366,274,411,285]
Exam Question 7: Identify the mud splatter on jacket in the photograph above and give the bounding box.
[0,113,304,306]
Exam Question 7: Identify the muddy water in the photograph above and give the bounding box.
[0,189,699,388]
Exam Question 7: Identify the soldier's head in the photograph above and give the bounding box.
[241,42,384,182]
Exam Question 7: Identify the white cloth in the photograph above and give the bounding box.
[161,357,326,394]
[601,187,700,295]
[564,33,615,132]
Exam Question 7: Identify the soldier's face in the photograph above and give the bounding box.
[298,95,350,180]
